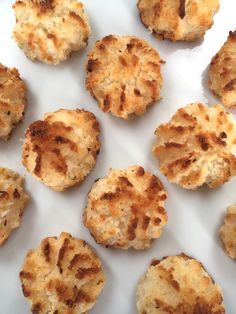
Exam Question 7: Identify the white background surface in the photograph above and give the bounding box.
[0,0,235,313]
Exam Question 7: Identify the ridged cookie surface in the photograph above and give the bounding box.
[136,254,225,314]
[22,109,100,191]
[0,167,29,245]
[219,205,236,260]
[86,35,163,119]
[84,166,168,250]
[13,0,91,64]
[209,31,236,109]
[20,232,105,314]
[137,0,219,41]
[0,63,26,141]
[153,102,236,189]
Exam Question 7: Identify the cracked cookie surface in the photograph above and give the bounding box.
[86,35,163,119]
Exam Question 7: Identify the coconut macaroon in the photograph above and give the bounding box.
[20,232,105,314]
[86,35,163,119]
[136,254,225,314]
[209,31,236,109]
[22,108,100,191]
[137,0,219,41]
[0,167,29,245]
[0,63,27,141]
[83,166,168,250]
[12,0,91,65]
[219,205,236,260]
[153,102,236,189]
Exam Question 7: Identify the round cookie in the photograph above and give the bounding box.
[13,0,91,65]
[0,63,27,141]
[137,0,219,41]
[22,108,100,191]
[20,232,105,314]
[219,205,236,260]
[153,102,236,189]
[86,35,163,119]
[209,31,236,109]
[0,167,29,245]
[136,254,225,314]
[83,166,168,250]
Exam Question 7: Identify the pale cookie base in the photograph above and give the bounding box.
[84,166,168,250]
[0,63,26,141]
[0,167,29,245]
[86,35,163,119]
[22,109,100,191]
[13,0,91,64]
[219,205,236,260]
[20,232,105,314]
[209,31,236,109]
[138,0,219,41]
[153,102,236,189]
[136,254,225,314]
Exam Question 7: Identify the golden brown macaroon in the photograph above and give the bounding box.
[137,0,219,41]
[219,205,236,260]
[86,35,163,119]
[22,108,100,191]
[0,167,29,245]
[0,63,27,141]
[153,102,236,189]
[83,166,168,250]
[136,254,225,314]
[209,31,236,109]
[12,0,91,65]
[19,232,105,314]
